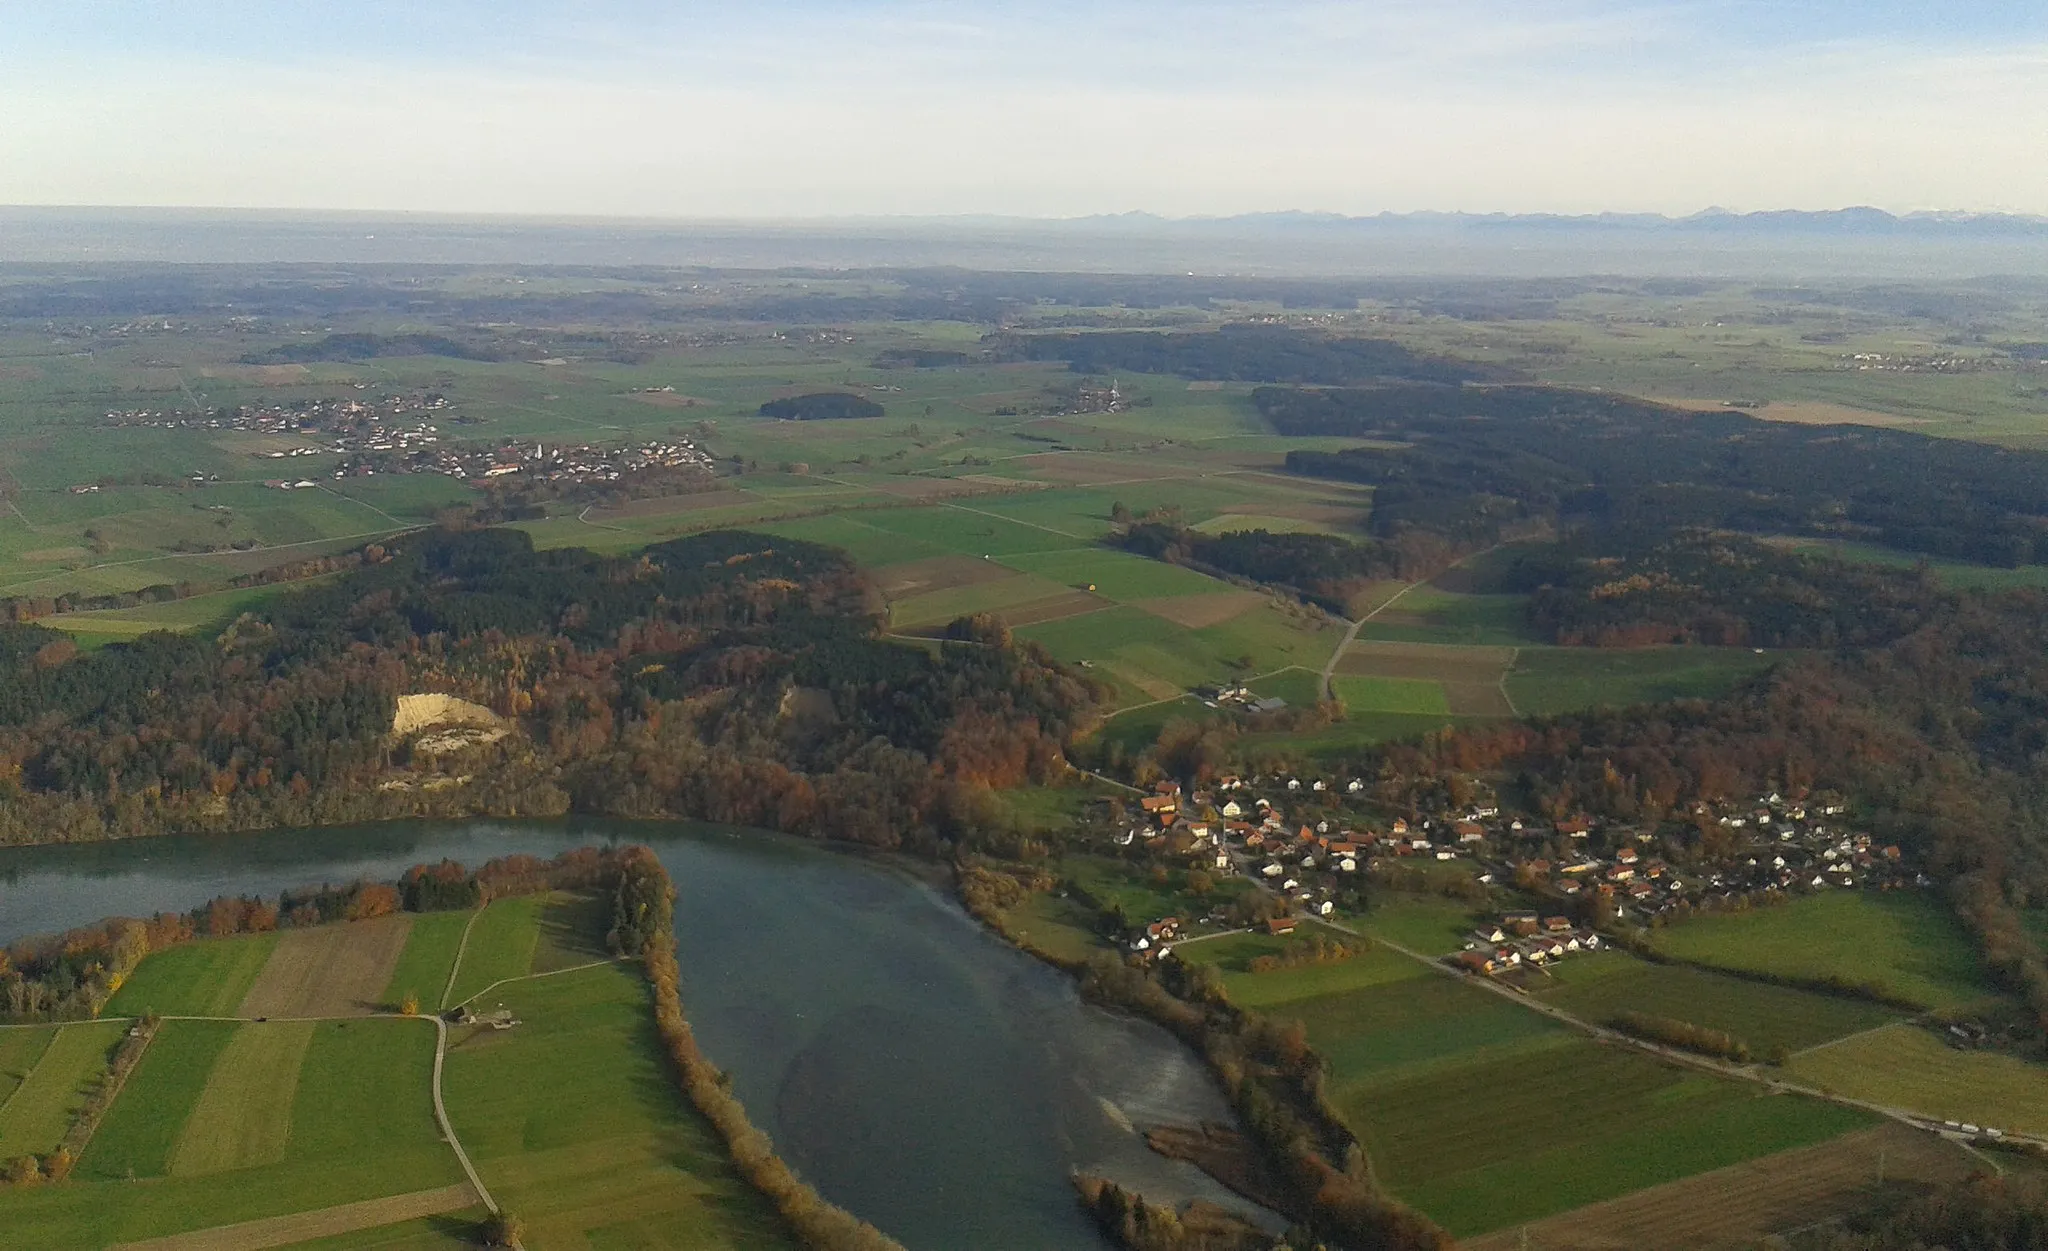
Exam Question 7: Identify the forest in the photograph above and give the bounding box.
[758,392,886,420]
[995,325,1485,385]
[0,527,1103,852]
[1269,384,2048,566]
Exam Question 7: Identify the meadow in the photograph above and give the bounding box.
[1534,951,1903,1055]
[441,962,794,1249]
[1786,1023,2048,1136]
[1646,890,1998,1012]
[105,931,278,1018]
[0,1021,126,1160]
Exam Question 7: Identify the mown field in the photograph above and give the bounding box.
[1787,1023,2048,1136]
[1534,950,1903,1055]
[1646,891,1998,1012]
[442,955,795,1248]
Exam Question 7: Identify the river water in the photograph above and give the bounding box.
[0,818,1271,1248]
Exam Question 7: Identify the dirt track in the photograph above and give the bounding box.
[108,1183,479,1251]
[237,915,413,1018]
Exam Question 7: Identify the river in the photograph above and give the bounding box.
[0,818,1274,1248]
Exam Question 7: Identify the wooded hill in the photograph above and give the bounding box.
[0,528,1102,850]
[1268,384,2048,567]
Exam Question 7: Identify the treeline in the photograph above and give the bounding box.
[1118,521,1404,610]
[0,526,1104,853]
[618,846,907,1251]
[993,325,1486,386]
[1607,1011,1752,1063]
[0,847,628,1020]
[1080,952,1452,1251]
[1265,383,2048,567]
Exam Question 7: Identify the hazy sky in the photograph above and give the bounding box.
[4,1,2046,218]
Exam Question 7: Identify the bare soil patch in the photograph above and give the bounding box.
[109,1183,479,1251]
[1463,1123,1975,1251]
[195,365,311,385]
[1755,400,1931,428]
[1443,681,1517,717]
[1000,591,1112,626]
[0,364,43,382]
[1337,640,1516,683]
[621,391,713,409]
[583,489,755,520]
[237,915,414,1018]
[874,554,1013,598]
[1134,591,1262,629]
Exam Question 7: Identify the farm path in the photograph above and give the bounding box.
[1319,539,1519,701]
[941,500,1086,541]
[1319,581,1417,701]
[1319,917,2048,1151]
[430,1014,498,1217]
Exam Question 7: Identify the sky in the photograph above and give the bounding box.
[3,0,2046,219]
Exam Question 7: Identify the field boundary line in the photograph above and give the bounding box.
[1786,1017,1919,1060]
[0,1023,59,1121]
[428,1015,497,1216]
[439,907,486,1012]
[451,957,625,1011]
[106,1181,482,1251]
[941,500,1087,541]
[1499,646,1522,717]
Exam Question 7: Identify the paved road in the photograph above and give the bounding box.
[1318,579,1422,701]
[430,1014,499,1216]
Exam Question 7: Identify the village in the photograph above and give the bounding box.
[1101,770,1917,978]
[327,435,715,489]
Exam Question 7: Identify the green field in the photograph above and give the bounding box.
[999,892,1109,965]
[1536,951,1903,1054]
[169,1020,317,1176]
[1359,586,1537,647]
[1787,1023,2048,1135]
[1506,645,1781,716]
[106,931,280,1017]
[78,1020,239,1181]
[1365,1035,1872,1236]
[1333,674,1451,715]
[0,1018,464,1249]
[0,1025,58,1109]
[0,1021,125,1159]
[445,895,547,1007]
[1647,890,1997,1011]
[382,910,474,1012]
[1255,952,1874,1236]
[443,962,795,1248]
[1354,895,1485,956]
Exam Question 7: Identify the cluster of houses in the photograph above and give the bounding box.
[333,436,715,488]
[107,391,453,444]
[1108,773,1914,951]
[1453,912,1603,977]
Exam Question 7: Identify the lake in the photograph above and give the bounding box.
[0,818,1271,1248]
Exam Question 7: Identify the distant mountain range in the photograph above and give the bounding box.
[1054,207,2048,236]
